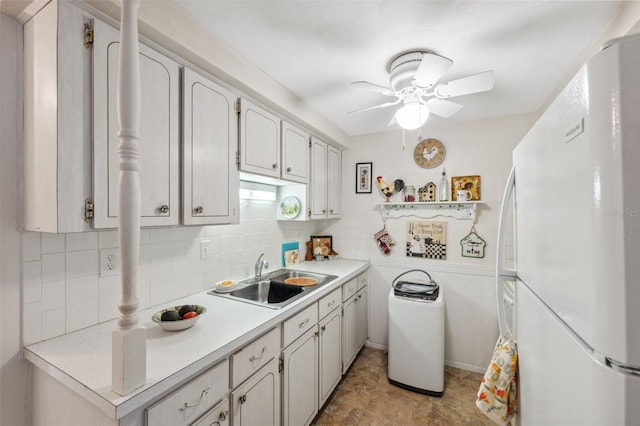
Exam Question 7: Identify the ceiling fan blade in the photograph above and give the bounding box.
[413,53,453,88]
[426,98,463,118]
[349,98,401,114]
[350,80,395,95]
[387,115,397,127]
[435,70,495,98]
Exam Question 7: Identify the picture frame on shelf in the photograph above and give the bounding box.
[311,235,333,257]
[356,162,372,194]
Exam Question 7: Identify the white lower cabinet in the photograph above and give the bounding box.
[232,358,281,426]
[282,327,319,426]
[191,398,229,426]
[342,276,368,374]
[318,307,342,406]
[145,359,229,426]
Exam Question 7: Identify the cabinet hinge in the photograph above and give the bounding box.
[309,136,312,148]
[84,199,94,223]
[236,151,241,167]
[235,98,242,114]
[83,23,94,48]
[307,207,311,218]
[278,357,284,372]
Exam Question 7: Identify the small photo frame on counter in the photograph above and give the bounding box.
[311,235,333,257]
[356,162,372,193]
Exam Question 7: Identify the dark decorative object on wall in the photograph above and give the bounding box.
[355,162,372,193]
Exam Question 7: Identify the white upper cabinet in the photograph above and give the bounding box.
[23,1,94,233]
[239,99,281,178]
[92,18,180,228]
[281,122,309,183]
[327,145,342,218]
[182,68,239,225]
[310,137,341,219]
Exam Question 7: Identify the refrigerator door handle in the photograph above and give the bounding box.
[496,167,516,338]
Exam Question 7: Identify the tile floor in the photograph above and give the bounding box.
[314,346,493,425]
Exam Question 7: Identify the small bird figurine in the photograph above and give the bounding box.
[376,176,405,202]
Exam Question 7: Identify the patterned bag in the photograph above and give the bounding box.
[476,334,518,425]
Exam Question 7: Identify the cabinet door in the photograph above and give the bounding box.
[232,358,280,426]
[356,289,368,351]
[319,308,342,406]
[327,145,342,218]
[92,19,180,228]
[310,137,328,219]
[191,398,230,426]
[182,68,239,225]
[239,99,281,178]
[342,296,357,374]
[281,122,309,183]
[282,327,318,426]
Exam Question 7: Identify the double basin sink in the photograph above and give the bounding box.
[208,269,338,309]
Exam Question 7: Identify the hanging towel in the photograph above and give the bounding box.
[476,334,518,425]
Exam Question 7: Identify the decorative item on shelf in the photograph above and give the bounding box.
[403,185,416,202]
[374,225,395,255]
[311,235,333,259]
[452,175,481,201]
[414,138,446,169]
[280,195,301,219]
[460,225,486,258]
[418,182,437,202]
[281,242,300,267]
[376,176,405,202]
[406,220,447,260]
[439,168,449,201]
[356,162,373,194]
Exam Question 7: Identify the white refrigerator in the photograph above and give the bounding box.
[497,33,640,425]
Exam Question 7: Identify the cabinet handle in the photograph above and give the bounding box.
[249,346,267,362]
[219,410,229,421]
[298,318,310,329]
[159,205,169,214]
[239,395,247,405]
[322,209,326,214]
[330,209,334,214]
[327,300,335,308]
[272,163,278,170]
[194,206,204,214]
[321,325,326,331]
[178,387,209,411]
[286,166,292,172]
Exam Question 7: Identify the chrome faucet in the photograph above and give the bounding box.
[255,253,268,280]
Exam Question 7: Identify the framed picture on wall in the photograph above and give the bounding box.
[356,162,372,194]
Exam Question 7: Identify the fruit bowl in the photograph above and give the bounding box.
[152,304,206,331]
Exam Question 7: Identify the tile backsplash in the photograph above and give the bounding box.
[21,200,370,345]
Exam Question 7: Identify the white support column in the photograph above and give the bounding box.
[112,0,146,396]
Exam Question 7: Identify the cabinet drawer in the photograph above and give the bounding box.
[232,327,280,388]
[357,272,368,290]
[146,359,229,426]
[342,279,357,302]
[191,398,229,426]
[318,288,341,320]
[283,303,318,348]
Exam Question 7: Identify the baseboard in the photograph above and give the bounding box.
[364,340,387,351]
[445,360,486,374]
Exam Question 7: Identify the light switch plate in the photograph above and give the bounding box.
[200,240,211,260]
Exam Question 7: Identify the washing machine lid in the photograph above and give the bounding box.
[394,280,438,294]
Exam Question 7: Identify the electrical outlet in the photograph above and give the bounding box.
[100,249,120,277]
[200,240,211,260]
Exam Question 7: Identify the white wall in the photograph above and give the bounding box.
[1,12,28,426]
[334,113,536,371]
[20,201,327,346]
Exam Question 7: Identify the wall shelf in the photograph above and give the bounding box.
[376,201,483,222]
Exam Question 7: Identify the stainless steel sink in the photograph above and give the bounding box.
[207,269,338,309]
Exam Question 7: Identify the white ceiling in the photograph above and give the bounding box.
[173,0,625,136]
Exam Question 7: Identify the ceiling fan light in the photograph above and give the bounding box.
[395,103,429,130]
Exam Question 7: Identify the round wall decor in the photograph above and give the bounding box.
[413,138,446,169]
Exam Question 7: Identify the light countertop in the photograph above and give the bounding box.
[24,259,369,420]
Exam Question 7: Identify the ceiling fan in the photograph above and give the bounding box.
[351,51,495,129]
